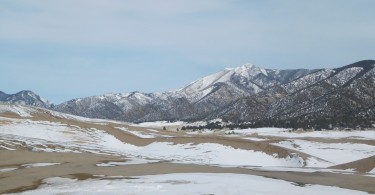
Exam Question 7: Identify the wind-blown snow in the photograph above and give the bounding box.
[244,137,268,141]
[244,166,358,175]
[0,104,33,117]
[20,173,367,195]
[22,163,61,168]
[96,158,160,167]
[0,119,303,167]
[0,120,82,143]
[136,121,184,128]
[235,127,375,140]
[273,140,375,166]
[45,108,129,125]
[126,142,304,167]
[0,119,137,155]
[228,127,287,135]
[0,168,17,172]
[116,127,157,138]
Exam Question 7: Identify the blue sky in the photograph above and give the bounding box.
[1,0,375,104]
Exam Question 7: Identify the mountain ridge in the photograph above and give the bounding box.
[53,62,318,122]
[210,60,375,128]
[2,60,374,128]
[0,90,52,108]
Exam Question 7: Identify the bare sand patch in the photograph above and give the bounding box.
[2,108,375,194]
[28,112,316,160]
[330,155,375,172]
[1,150,375,194]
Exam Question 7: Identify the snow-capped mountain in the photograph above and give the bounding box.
[211,60,375,128]
[4,60,374,127]
[0,90,52,108]
[174,63,314,101]
[53,63,314,122]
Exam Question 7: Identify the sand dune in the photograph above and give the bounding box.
[1,105,375,194]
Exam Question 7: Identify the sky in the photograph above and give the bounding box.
[1,0,375,104]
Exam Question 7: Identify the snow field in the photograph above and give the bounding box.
[19,173,367,195]
[116,127,172,138]
[0,119,305,167]
[229,128,375,140]
[273,140,375,166]
[0,104,33,117]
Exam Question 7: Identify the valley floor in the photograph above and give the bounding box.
[0,104,375,194]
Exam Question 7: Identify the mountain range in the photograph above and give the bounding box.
[52,63,315,122]
[212,60,375,129]
[2,60,375,128]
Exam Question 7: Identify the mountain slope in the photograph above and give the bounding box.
[2,60,374,127]
[0,90,52,108]
[213,60,375,128]
[54,64,314,122]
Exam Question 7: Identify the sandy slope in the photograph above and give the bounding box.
[330,155,375,172]
[1,150,375,194]
[1,104,375,194]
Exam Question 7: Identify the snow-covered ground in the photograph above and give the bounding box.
[226,128,375,140]
[244,166,358,174]
[96,158,161,167]
[228,127,288,135]
[0,163,61,173]
[2,105,375,194]
[0,118,305,167]
[49,109,130,125]
[135,121,185,128]
[116,127,157,138]
[244,137,268,141]
[116,127,172,138]
[0,118,133,154]
[0,104,33,117]
[0,104,131,126]
[0,168,18,173]
[263,130,375,140]
[186,129,217,135]
[2,116,374,168]
[273,140,375,166]
[129,142,304,167]
[22,163,61,168]
[19,173,367,195]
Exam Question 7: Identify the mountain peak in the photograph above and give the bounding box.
[231,63,268,77]
[0,90,52,108]
[241,63,256,69]
[16,90,36,96]
[226,63,256,70]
